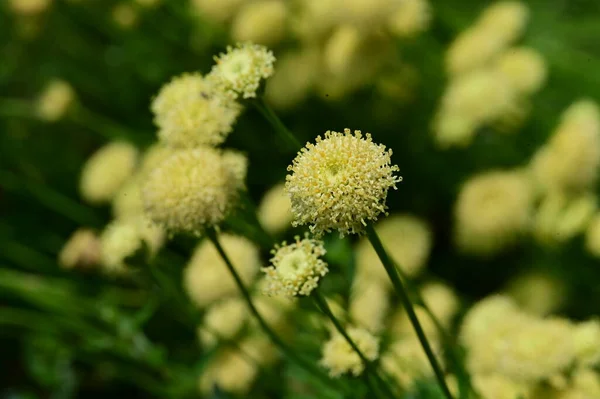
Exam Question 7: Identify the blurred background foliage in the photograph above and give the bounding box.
[1,0,600,398]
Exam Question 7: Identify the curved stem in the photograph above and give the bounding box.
[313,290,396,399]
[205,228,348,393]
[365,224,454,399]
[251,97,301,149]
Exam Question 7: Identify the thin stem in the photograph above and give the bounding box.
[365,224,454,399]
[205,228,348,393]
[251,97,301,149]
[313,290,396,399]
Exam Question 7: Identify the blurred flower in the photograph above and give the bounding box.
[112,176,144,220]
[286,129,401,236]
[190,0,245,23]
[584,213,600,257]
[354,214,431,287]
[80,141,138,204]
[138,143,177,177]
[8,0,52,16]
[231,0,287,46]
[208,42,276,99]
[505,270,566,316]
[257,182,293,234]
[141,147,246,234]
[323,25,363,77]
[262,235,328,297]
[184,234,260,308]
[420,282,460,327]
[198,297,247,348]
[454,169,533,256]
[112,3,139,29]
[471,374,531,399]
[477,1,529,44]
[381,335,444,387]
[151,72,241,147]
[320,326,379,377]
[340,0,396,29]
[572,319,600,367]
[36,79,76,122]
[495,47,547,95]
[349,279,390,333]
[198,347,258,394]
[59,228,101,271]
[387,0,431,38]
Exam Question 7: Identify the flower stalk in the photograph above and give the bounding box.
[251,96,301,149]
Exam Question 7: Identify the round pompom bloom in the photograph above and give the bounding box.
[197,297,247,348]
[262,235,328,297]
[231,0,287,47]
[207,42,276,99]
[257,182,293,234]
[495,47,547,95]
[354,214,432,287]
[141,147,247,234]
[36,79,76,122]
[184,234,260,308]
[150,72,241,147]
[80,141,138,204]
[420,282,460,327]
[59,228,101,271]
[286,129,401,236]
[320,326,379,378]
[138,143,177,177]
[349,279,390,333]
[454,169,533,256]
[459,294,521,346]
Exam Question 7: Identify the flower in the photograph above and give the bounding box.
[477,1,529,44]
[36,79,75,122]
[585,213,600,257]
[59,229,101,270]
[454,169,533,256]
[470,374,531,399]
[387,0,431,38]
[190,0,244,23]
[349,279,390,333]
[231,0,287,46]
[572,319,600,367]
[420,282,459,327]
[184,234,260,308]
[9,0,52,16]
[381,336,444,386]
[354,214,432,287]
[286,128,401,236]
[257,182,293,234]
[151,72,241,147]
[112,3,138,29]
[141,147,246,234]
[320,326,379,377]
[198,297,247,348]
[261,235,328,297]
[208,42,276,99]
[80,141,138,204]
[505,271,566,316]
[495,47,547,95]
[112,176,144,220]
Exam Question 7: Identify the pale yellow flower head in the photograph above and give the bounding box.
[198,347,258,395]
[9,0,52,16]
[387,0,431,38]
[495,47,547,95]
[208,42,276,99]
[262,235,328,297]
[59,229,101,270]
[572,319,600,367]
[454,169,533,256]
[420,282,460,327]
[446,26,507,77]
[349,279,390,333]
[184,234,260,308]
[320,326,379,378]
[471,374,531,399]
[198,297,247,348]
[477,1,529,44]
[141,147,247,234]
[381,336,444,387]
[36,79,75,122]
[80,141,138,204]
[231,0,287,47]
[505,270,566,316]
[151,72,241,147]
[286,129,401,236]
[257,182,293,234]
[112,3,138,29]
[190,0,244,23]
[585,213,600,257]
[354,214,432,287]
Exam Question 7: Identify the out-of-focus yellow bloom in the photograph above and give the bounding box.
[530,100,600,193]
[323,25,363,77]
[138,143,176,177]
[257,182,293,234]
[36,79,75,122]
[454,170,533,256]
[184,234,260,308]
[505,271,566,316]
[112,3,138,29]
[495,47,547,95]
[59,229,101,270]
[80,141,138,204]
[198,348,258,394]
[134,0,161,7]
[390,305,438,340]
[320,326,379,377]
[340,0,396,29]
[387,0,431,38]
[471,374,532,399]
[420,282,460,327]
[349,279,390,333]
[190,0,245,23]
[381,335,444,387]
[477,1,529,44]
[572,320,600,367]
[198,297,247,348]
[112,176,144,220]
[354,214,431,287]
[151,72,241,147]
[141,148,246,234]
[262,235,328,297]
[231,0,287,47]
[286,129,401,236]
[208,43,276,99]
[9,0,52,16]
[585,213,600,257]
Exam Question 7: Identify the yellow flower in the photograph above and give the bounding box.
[262,235,328,297]
[349,279,390,333]
[141,147,246,234]
[198,297,247,348]
[381,335,444,386]
[585,213,600,257]
[387,0,431,38]
[505,271,566,316]
[320,326,379,377]
[151,72,241,147]
[80,141,138,204]
[59,229,101,270]
[495,47,547,95]
[286,129,401,236]
[477,1,529,44]
[208,42,276,99]
[36,79,75,122]
[190,0,245,24]
[572,319,600,367]
[257,182,293,234]
[231,0,287,46]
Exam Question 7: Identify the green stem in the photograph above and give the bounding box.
[251,97,301,149]
[365,224,454,399]
[313,290,396,399]
[205,228,348,393]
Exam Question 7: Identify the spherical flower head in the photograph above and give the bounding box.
[471,374,530,399]
[36,79,76,122]
[112,176,144,220]
[495,47,547,95]
[151,72,241,147]
[460,294,520,346]
[320,326,379,378]
[454,169,533,256]
[420,282,459,327]
[231,0,288,47]
[59,228,101,270]
[261,235,328,297]
[354,214,431,287]
[446,26,507,77]
[573,319,600,367]
[349,279,390,333]
[199,346,258,395]
[505,271,566,316]
[80,141,138,204]
[207,42,276,99]
[141,147,247,234]
[477,1,529,44]
[387,0,431,38]
[198,297,247,348]
[286,129,401,237]
[184,234,260,308]
[99,219,143,274]
[257,182,293,234]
